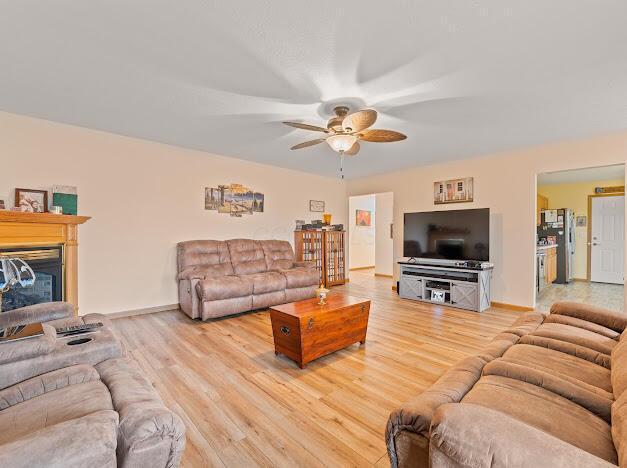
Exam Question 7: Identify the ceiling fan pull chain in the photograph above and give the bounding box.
[340,151,345,179]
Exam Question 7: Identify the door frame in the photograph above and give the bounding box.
[587,191,625,281]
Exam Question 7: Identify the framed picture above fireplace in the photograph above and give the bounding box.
[15,188,48,213]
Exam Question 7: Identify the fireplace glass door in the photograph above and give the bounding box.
[0,246,63,312]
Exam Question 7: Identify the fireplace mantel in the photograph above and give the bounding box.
[0,211,91,315]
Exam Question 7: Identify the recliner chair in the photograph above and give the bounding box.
[0,302,186,467]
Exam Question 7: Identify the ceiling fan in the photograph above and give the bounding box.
[283,106,406,177]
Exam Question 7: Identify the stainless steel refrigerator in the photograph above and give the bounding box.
[538,208,575,284]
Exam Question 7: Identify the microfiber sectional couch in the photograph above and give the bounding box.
[386,301,627,468]
[177,239,319,320]
[0,302,185,467]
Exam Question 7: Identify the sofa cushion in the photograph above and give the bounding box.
[551,301,627,333]
[0,378,114,445]
[196,276,254,301]
[612,338,627,398]
[545,313,620,339]
[462,375,617,464]
[503,312,545,337]
[613,393,627,467]
[482,359,613,422]
[531,322,617,355]
[519,334,611,369]
[0,410,118,468]
[177,240,232,272]
[280,267,320,289]
[241,272,287,294]
[0,364,100,410]
[227,239,267,275]
[178,264,234,280]
[260,240,295,271]
[502,343,612,393]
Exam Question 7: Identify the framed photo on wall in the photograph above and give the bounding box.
[309,200,325,212]
[434,177,474,204]
[355,209,372,226]
[15,188,48,213]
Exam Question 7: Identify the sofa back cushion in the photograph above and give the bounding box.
[260,240,295,271]
[613,393,627,467]
[612,336,627,398]
[177,240,233,277]
[227,239,267,275]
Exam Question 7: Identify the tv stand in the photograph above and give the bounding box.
[398,261,493,312]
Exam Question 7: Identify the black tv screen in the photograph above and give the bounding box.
[403,208,490,261]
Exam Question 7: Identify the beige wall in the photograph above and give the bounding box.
[347,131,627,309]
[0,112,348,315]
[538,178,624,279]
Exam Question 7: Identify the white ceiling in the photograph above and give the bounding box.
[1,2,627,179]
[539,164,625,185]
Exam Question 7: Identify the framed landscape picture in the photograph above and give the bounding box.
[15,188,48,213]
[434,177,474,204]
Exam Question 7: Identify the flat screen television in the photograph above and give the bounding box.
[403,208,490,261]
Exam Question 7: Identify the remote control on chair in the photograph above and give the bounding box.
[55,322,104,337]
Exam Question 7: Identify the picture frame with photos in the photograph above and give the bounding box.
[15,188,48,213]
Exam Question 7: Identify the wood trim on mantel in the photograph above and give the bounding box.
[0,211,91,315]
[0,211,91,225]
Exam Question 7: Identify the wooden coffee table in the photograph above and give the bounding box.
[269,293,371,368]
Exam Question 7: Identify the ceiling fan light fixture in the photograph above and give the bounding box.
[326,134,357,153]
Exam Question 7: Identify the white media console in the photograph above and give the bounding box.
[398,261,493,312]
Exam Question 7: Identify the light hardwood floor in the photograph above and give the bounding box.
[112,269,522,467]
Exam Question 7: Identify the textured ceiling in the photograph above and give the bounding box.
[1,1,627,179]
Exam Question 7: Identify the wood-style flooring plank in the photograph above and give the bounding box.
[112,269,522,467]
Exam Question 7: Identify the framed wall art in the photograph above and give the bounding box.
[434,177,474,204]
[15,188,48,213]
[309,200,325,212]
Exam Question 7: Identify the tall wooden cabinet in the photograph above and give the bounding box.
[294,230,346,287]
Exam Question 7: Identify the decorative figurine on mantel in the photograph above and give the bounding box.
[315,284,330,305]
[0,257,35,313]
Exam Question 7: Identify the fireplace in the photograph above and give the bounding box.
[0,246,64,311]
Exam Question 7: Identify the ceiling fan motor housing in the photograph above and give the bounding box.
[327,106,350,131]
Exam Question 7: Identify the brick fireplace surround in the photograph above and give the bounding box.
[0,211,90,314]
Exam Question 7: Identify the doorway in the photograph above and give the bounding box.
[348,192,394,280]
[535,164,625,311]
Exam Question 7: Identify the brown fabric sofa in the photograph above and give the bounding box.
[177,239,319,320]
[386,301,627,468]
[0,302,186,467]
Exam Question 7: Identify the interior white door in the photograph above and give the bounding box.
[590,195,625,284]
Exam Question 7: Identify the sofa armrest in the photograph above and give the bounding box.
[0,324,57,365]
[430,403,614,468]
[0,302,73,330]
[550,301,627,333]
[386,356,486,468]
[293,260,316,269]
[95,358,185,468]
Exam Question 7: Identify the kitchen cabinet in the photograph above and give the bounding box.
[537,194,549,226]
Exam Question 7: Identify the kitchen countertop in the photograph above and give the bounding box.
[537,244,558,251]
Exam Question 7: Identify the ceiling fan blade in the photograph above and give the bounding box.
[283,121,329,133]
[358,129,407,142]
[344,141,360,156]
[342,109,377,133]
[290,138,326,150]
